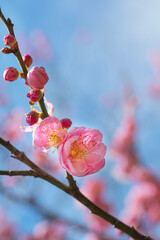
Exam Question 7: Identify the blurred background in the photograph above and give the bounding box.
[0,1,160,239]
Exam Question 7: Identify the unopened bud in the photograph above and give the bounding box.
[26,66,49,89]
[3,67,19,82]
[60,118,72,129]
[3,34,18,50]
[27,89,43,102]
[3,34,15,47]
[1,47,13,54]
[22,53,33,68]
[26,111,39,126]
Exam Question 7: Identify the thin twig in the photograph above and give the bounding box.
[0,169,38,177]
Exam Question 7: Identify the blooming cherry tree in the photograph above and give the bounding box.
[0,8,156,240]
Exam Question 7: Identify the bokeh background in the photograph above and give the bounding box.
[0,1,160,239]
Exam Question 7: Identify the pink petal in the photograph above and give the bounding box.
[89,158,105,175]
[63,135,79,158]
[20,123,39,132]
[45,99,54,116]
[33,130,49,151]
[85,143,107,165]
[67,159,87,174]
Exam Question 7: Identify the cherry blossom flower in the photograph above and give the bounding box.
[58,127,107,177]
[33,116,67,152]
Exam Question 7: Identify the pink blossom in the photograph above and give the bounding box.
[26,66,49,89]
[33,116,67,152]
[58,127,106,177]
[23,53,33,68]
[3,67,19,82]
[80,178,106,202]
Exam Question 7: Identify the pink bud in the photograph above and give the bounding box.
[60,118,72,129]
[3,67,19,82]
[26,111,39,126]
[22,53,33,68]
[27,89,43,103]
[26,66,49,89]
[3,34,15,47]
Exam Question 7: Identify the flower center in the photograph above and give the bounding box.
[47,131,63,148]
[69,134,97,160]
[70,141,87,160]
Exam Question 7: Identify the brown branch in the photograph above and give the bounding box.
[0,137,154,240]
[0,169,38,177]
[65,170,78,193]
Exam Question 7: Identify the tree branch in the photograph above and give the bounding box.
[0,169,38,177]
[0,137,154,240]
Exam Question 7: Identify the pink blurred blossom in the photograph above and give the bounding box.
[84,233,116,240]
[58,127,106,177]
[0,209,16,240]
[2,176,18,188]
[120,181,160,229]
[18,30,54,62]
[0,108,24,142]
[21,221,66,240]
[75,28,91,44]
[31,150,62,174]
[78,178,112,233]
